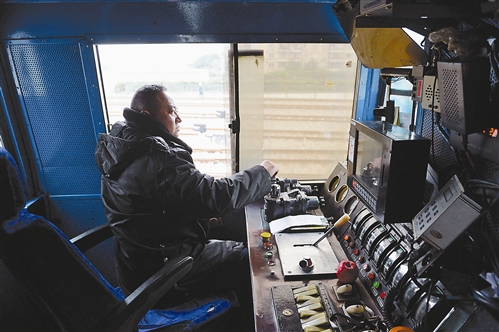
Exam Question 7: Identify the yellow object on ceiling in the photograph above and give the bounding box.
[350,24,428,69]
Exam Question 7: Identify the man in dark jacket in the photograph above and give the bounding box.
[95,84,278,312]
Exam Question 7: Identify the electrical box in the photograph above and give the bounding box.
[437,59,493,134]
[411,66,440,112]
[413,175,482,250]
[422,75,440,112]
[411,66,424,103]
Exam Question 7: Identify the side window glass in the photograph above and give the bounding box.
[97,44,232,177]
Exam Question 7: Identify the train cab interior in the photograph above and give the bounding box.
[1,1,499,331]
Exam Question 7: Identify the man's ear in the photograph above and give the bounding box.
[140,110,151,116]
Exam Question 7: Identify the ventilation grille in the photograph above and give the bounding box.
[421,109,457,172]
[439,68,460,126]
[437,59,492,134]
[9,42,100,195]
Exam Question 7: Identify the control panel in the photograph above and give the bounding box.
[250,163,496,332]
[318,162,497,332]
[413,175,482,250]
[341,208,413,311]
[252,176,385,332]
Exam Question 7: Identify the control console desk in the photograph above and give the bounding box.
[245,201,383,331]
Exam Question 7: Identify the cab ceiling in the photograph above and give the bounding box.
[0,1,349,44]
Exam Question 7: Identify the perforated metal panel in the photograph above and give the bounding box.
[421,108,499,253]
[8,41,101,195]
[437,59,492,135]
[421,109,458,172]
[439,68,460,126]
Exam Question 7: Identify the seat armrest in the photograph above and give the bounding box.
[100,256,194,331]
[70,224,113,252]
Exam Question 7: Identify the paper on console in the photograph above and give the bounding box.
[269,215,328,234]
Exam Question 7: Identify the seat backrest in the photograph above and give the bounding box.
[0,147,122,331]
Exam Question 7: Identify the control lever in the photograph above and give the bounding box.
[311,213,350,247]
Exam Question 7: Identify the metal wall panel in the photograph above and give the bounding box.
[0,2,349,44]
[7,39,107,231]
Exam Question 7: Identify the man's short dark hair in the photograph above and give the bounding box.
[130,84,168,117]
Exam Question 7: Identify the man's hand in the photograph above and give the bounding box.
[260,160,279,178]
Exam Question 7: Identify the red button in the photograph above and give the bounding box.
[368,272,375,280]
[380,292,387,299]
[263,242,273,250]
[353,249,359,255]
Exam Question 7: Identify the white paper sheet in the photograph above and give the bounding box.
[269,214,328,234]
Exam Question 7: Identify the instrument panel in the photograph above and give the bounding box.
[318,162,499,332]
[247,161,498,332]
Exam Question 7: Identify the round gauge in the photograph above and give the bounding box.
[364,224,387,254]
[373,235,396,266]
[351,209,371,233]
[335,184,349,203]
[381,246,408,280]
[358,217,379,243]
[328,175,340,192]
[343,196,359,215]
[390,262,409,288]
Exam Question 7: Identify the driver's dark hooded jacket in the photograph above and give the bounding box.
[95,108,271,293]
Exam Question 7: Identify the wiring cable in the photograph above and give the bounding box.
[461,134,480,179]
[380,244,431,330]
[463,179,499,312]
[465,179,499,217]
[425,279,436,331]
[331,312,382,332]
[381,280,406,331]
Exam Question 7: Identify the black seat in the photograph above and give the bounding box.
[0,147,229,331]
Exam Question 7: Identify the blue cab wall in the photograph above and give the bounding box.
[1,0,351,234]
[0,1,378,330]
